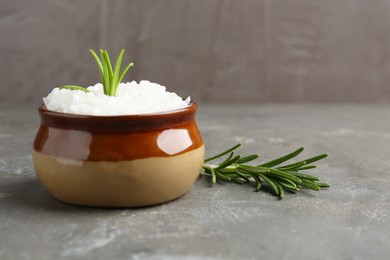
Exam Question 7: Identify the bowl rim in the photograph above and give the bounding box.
[39,101,196,119]
[37,102,198,132]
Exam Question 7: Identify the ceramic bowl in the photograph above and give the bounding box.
[32,103,204,207]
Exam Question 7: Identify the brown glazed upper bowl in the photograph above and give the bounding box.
[32,103,204,207]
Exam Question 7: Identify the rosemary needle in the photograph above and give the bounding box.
[202,143,330,200]
[59,85,90,92]
[60,49,134,96]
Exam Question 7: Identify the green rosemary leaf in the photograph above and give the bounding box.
[303,153,329,165]
[211,168,216,185]
[273,176,298,189]
[217,155,241,169]
[111,49,125,96]
[201,164,212,174]
[238,165,269,174]
[89,49,104,86]
[258,147,304,168]
[299,179,320,191]
[118,62,134,84]
[215,152,234,169]
[101,50,113,79]
[219,167,239,173]
[276,160,304,170]
[274,181,284,199]
[282,186,300,193]
[296,165,317,171]
[277,161,306,171]
[204,143,242,162]
[269,168,302,184]
[255,178,262,191]
[258,173,279,196]
[247,172,262,191]
[286,171,320,181]
[235,154,260,164]
[278,181,300,192]
[215,170,232,181]
[235,171,251,183]
[101,52,111,95]
[278,154,328,170]
[316,182,331,188]
[59,85,89,92]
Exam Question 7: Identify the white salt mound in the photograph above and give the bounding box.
[43,81,191,116]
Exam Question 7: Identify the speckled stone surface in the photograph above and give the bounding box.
[1,103,390,260]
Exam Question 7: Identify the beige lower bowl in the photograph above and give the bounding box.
[32,145,204,207]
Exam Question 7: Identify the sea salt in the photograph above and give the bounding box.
[43,81,191,116]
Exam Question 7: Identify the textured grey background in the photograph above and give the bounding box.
[1,0,390,103]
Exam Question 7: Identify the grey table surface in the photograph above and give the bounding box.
[1,103,390,260]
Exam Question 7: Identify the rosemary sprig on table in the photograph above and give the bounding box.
[201,143,330,199]
[60,49,134,96]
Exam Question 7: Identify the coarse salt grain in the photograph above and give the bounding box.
[43,81,191,116]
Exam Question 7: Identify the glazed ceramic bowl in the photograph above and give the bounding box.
[32,103,204,207]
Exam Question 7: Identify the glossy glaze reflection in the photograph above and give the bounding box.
[33,103,203,161]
